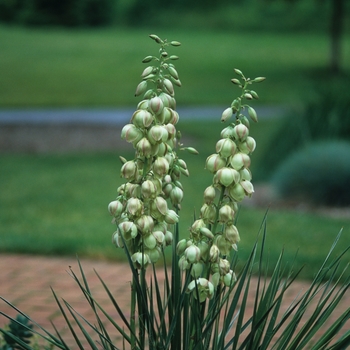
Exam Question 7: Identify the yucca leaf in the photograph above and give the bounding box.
[51,288,85,350]
[0,329,32,350]
[94,270,138,347]
[0,297,67,349]
[63,300,99,350]
[68,262,114,349]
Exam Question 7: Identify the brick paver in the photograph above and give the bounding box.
[0,254,349,349]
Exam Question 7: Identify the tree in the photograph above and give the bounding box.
[329,0,345,74]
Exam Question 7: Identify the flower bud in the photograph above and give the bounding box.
[215,167,240,187]
[147,247,161,263]
[136,137,153,158]
[144,233,157,249]
[176,239,188,255]
[216,236,231,256]
[135,81,148,96]
[112,231,124,248]
[162,183,173,198]
[159,92,173,108]
[131,252,151,269]
[141,66,154,77]
[221,107,233,122]
[148,96,164,115]
[135,215,154,235]
[118,221,138,240]
[184,244,201,264]
[238,136,256,154]
[186,278,214,302]
[121,124,143,144]
[231,78,241,85]
[131,109,154,129]
[148,125,167,144]
[233,124,249,142]
[157,142,169,156]
[154,221,167,234]
[203,185,216,204]
[153,156,170,177]
[223,270,237,287]
[108,200,124,217]
[137,99,149,110]
[167,66,179,79]
[164,209,179,224]
[224,224,240,244]
[141,180,158,199]
[199,227,214,240]
[191,262,204,278]
[253,77,266,83]
[216,138,237,158]
[197,241,209,260]
[220,126,235,139]
[165,123,176,139]
[219,258,231,275]
[234,68,244,77]
[248,106,258,123]
[200,204,216,223]
[170,186,184,206]
[218,204,235,223]
[209,244,220,263]
[240,168,252,181]
[150,196,168,219]
[178,255,189,270]
[163,78,174,96]
[183,147,199,155]
[121,161,137,180]
[164,230,173,245]
[241,180,254,195]
[126,183,140,198]
[160,107,172,124]
[142,55,153,63]
[230,152,251,170]
[228,183,245,202]
[190,219,206,236]
[211,272,220,288]
[152,230,165,246]
[205,154,226,173]
[126,197,143,217]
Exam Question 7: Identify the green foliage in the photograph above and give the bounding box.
[272,141,350,206]
[259,76,350,180]
[1,231,349,349]
[1,26,350,107]
[0,314,33,350]
[0,0,116,27]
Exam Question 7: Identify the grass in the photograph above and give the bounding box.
[0,26,350,107]
[0,118,349,280]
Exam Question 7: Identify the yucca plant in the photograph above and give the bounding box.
[0,34,349,350]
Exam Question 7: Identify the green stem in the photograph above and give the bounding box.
[130,276,137,350]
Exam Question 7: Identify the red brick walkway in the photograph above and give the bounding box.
[0,254,349,349]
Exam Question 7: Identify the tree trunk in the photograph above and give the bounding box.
[330,0,345,74]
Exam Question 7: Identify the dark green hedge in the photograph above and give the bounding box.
[0,0,116,27]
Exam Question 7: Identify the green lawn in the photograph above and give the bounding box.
[1,118,349,280]
[1,26,349,107]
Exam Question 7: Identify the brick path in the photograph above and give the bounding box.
[0,254,349,349]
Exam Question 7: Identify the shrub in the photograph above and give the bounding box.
[259,76,350,180]
[272,141,350,206]
[0,0,116,27]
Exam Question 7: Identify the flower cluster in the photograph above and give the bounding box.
[108,35,196,268]
[179,69,265,301]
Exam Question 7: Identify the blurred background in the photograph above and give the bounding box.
[0,0,349,279]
